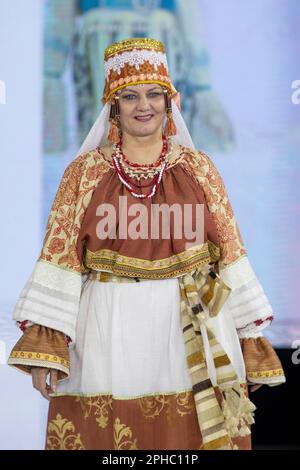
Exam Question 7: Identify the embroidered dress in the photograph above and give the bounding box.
[8,144,285,450]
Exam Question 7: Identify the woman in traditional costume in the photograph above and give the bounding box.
[8,37,285,450]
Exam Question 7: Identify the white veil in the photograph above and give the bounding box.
[75,98,196,157]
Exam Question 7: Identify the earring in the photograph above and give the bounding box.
[108,95,121,144]
[163,89,177,137]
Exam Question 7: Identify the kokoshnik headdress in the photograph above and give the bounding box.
[76,37,196,156]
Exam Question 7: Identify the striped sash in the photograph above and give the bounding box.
[179,267,256,450]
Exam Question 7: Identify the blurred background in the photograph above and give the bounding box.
[0,0,299,450]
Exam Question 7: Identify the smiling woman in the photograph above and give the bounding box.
[8,37,285,451]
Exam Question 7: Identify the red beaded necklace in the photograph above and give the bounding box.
[116,135,168,169]
[111,137,172,199]
[117,160,158,188]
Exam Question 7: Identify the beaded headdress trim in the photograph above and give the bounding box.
[102,37,177,104]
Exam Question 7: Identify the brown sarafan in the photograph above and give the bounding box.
[7,144,285,451]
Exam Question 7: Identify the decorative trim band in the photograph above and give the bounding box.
[8,351,70,369]
[104,38,165,60]
[247,368,284,379]
[105,50,167,77]
[107,79,173,101]
[85,241,220,280]
[49,388,194,400]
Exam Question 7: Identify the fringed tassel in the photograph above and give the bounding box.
[163,89,177,137]
[221,381,256,438]
[108,118,120,144]
[164,110,177,137]
[108,96,121,144]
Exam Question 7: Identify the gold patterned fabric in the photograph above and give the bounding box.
[179,150,247,268]
[39,151,109,274]
[7,324,70,380]
[45,390,251,450]
[240,337,285,384]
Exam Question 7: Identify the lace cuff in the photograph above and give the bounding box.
[240,336,285,386]
[7,324,70,380]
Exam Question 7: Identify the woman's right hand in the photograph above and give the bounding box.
[31,367,58,400]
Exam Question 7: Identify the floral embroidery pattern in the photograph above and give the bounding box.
[181,150,246,267]
[39,151,110,273]
[75,395,113,429]
[46,413,85,450]
[138,391,194,425]
[113,417,138,450]
[45,392,248,449]
[39,146,245,274]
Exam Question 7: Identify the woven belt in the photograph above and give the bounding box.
[88,270,150,283]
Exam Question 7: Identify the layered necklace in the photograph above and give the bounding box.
[111,136,173,199]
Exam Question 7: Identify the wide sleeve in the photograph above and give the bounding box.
[239,334,285,386]
[7,323,70,380]
[190,149,285,386]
